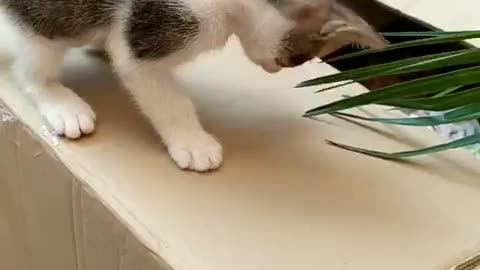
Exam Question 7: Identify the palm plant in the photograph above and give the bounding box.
[297,30,480,159]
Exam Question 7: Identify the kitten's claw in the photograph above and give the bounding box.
[166,131,223,172]
[319,20,350,39]
[38,86,96,139]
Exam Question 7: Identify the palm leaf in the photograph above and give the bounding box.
[298,48,480,88]
[381,31,480,37]
[316,81,355,93]
[327,133,480,160]
[301,30,480,160]
[304,66,480,117]
[433,86,462,97]
[382,86,480,111]
[327,31,480,62]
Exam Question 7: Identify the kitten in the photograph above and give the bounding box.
[0,0,384,172]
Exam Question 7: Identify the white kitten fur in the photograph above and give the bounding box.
[4,0,293,172]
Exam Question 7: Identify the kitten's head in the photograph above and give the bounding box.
[235,0,387,73]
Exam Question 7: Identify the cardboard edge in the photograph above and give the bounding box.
[0,99,175,270]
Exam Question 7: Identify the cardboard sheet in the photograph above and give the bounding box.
[1,3,480,270]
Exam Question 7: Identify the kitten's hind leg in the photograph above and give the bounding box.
[13,34,96,139]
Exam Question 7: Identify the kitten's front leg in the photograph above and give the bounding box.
[13,34,96,139]
[116,65,223,172]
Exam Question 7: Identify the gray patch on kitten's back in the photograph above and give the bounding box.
[127,0,199,59]
[2,0,121,39]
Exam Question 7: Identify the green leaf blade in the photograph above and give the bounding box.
[298,49,480,88]
[327,133,480,160]
[328,31,480,62]
[304,67,480,117]
[381,30,480,37]
[382,86,480,111]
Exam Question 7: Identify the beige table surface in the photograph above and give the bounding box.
[1,11,480,270]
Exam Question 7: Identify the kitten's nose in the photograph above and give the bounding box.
[276,54,311,68]
[288,54,311,67]
[261,60,282,73]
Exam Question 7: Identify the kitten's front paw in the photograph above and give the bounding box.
[166,131,223,172]
[38,86,96,139]
[319,20,350,39]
